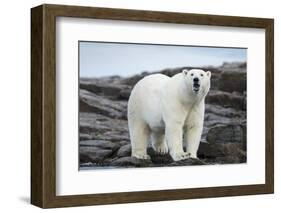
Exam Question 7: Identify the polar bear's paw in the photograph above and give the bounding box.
[152,143,169,155]
[186,152,198,159]
[132,153,151,160]
[170,151,190,161]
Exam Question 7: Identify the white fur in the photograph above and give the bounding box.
[128,69,211,161]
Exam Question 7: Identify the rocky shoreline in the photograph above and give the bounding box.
[79,62,247,169]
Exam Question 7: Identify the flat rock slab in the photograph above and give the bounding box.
[111,157,152,167]
[168,158,207,166]
[214,156,246,164]
[79,133,92,141]
[198,142,226,158]
[117,144,131,157]
[206,90,245,110]
[207,124,244,144]
[79,146,113,163]
[80,140,120,151]
[80,89,127,119]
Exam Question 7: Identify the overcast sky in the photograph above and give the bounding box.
[79,41,247,77]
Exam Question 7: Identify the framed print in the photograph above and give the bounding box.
[31,4,274,208]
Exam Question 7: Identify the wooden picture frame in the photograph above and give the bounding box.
[31,4,274,208]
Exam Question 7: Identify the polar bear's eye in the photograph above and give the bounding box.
[191,73,194,76]
[200,74,204,77]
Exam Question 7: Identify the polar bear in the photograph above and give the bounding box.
[127,69,211,161]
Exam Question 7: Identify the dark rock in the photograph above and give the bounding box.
[198,142,225,158]
[80,76,122,85]
[218,143,246,157]
[119,88,132,100]
[204,114,235,127]
[79,81,106,94]
[121,74,147,86]
[147,147,174,164]
[79,146,113,163]
[209,72,221,90]
[198,141,246,162]
[102,130,130,142]
[79,133,92,141]
[80,140,120,151]
[80,80,131,100]
[150,155,173,165]
[204,104,246,131]
[243,94,247,111]
[214,156,246,164]
[207,124,244,144]
[241,122,247,148]
[117,144,132,157]
[118,140,130,146]
[220,62,246,71]
[91,134,130,143]
[218,70,246,93]
[168,158,207,166]
[80,112,128,129]
[79,112,129,141]
[111,157,152,167]
[80,89,127,119]
[204,114,245,129]
[205,104,246,118]
[206,90,245,110]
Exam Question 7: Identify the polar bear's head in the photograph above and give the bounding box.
[182,69,211,94]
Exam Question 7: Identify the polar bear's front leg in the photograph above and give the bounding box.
[185,124,203,158]
[165,123,189,161]
[185,104,204,158]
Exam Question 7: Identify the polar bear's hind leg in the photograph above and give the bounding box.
[129,119,151,160]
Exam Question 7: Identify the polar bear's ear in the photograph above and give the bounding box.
[182,69,189,76]
[206,71,211,78]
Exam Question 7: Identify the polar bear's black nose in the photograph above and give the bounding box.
[193,77,199,83]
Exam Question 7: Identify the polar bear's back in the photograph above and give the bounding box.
[136,73,170,90]
[128,74,170,127]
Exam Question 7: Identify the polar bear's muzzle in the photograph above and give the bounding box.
[192,77,200,93]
